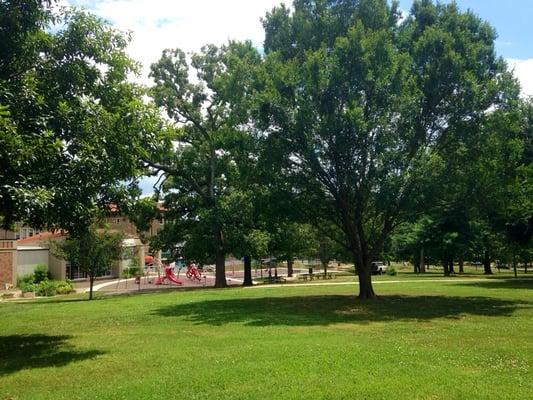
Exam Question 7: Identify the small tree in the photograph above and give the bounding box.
[54,229,123,300]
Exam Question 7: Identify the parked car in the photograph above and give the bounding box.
[371,261,388,275]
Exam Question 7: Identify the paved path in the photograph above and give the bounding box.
[89,277,490,293]
[86,268,310,293]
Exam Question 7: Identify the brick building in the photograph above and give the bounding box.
[0,211,164,287]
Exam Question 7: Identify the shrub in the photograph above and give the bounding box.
[125,257,142,278]
[17,273,36,293]
[33,264,50,283]
[35,280,58,297]
[34,280,75,296]
[387,267,397,276]
[19,282,36,293]
[55,280,75,295]
[17,273,35,286]
[122,266,141,278]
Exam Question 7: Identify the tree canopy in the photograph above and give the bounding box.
[255,0,516,297]
[0,2,159,233]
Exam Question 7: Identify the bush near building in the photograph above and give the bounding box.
[16,266,74,296]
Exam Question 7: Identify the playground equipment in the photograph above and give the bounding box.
[185,264,202,282]
[154,266,183,286]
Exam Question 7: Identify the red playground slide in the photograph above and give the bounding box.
[154,266,183,285]
[165,266,183,285]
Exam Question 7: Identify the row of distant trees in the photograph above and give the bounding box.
[1,0,531,299]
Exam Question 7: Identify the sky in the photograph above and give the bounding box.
[65,0,291,84]
[65,0,532,95]
[62,0,533,193]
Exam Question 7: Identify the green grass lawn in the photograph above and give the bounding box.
[1,277,532,400]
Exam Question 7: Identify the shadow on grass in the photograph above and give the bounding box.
[453,278,533,290]
[0,334,104,376]
[152,294,530,327]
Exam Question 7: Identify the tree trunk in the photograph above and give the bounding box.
[443,257,450,276]
[243,255,253,286]
[214,250,226,288]
[287,257,294,278]
[89,275,95,300]
[513,257,518,278]
[448,255,454,274]
[420,247,426,273]
[347,225,376,299]
[483,250,492,275]
[458,255,464,273]
[357,262,376,299]
[213,228,227,288]
[414,256,420,273]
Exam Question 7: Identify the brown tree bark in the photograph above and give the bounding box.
[242,255,253,286]
[287,257,294,278]
[89,274,95,300]
[347,220,377,299]
[443,257,450,276]
[214,250,227,288]
[357,261,376,299]
[214,229,227,288]
[448,255,455,274]
[420,247,426,273]
[458,255,464,273]
[483,249,492,275]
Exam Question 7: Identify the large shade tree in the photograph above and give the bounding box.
[0,2,159,233]
[146,42,262,288]
[256,0,515,298]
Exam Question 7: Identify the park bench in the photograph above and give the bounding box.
[298,274,313,281]
[265,276,286,284]
[299,273,336,281]
[315,273,335,280]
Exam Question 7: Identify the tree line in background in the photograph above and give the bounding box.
[1,0,531,299]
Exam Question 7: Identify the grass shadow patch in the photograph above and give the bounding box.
[453,278,533,290]
[0,334,104,376]
[152,294,528,327]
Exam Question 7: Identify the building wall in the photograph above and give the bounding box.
[0,250,15,286]
[3,215,157,284]
[0,230,17,286]
[48,253,66,281]
[12,223,43,240]
[105,217,138,236]
[16,248,49,277]
[104,216,164,239]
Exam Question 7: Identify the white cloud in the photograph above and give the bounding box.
[507,58,533,98]
[63,2,532,195]
[67,0,290,84]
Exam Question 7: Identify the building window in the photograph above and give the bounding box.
[66,262,113,280]
[66,262,85,280]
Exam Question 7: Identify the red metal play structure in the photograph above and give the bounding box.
[153,266,183,286]
[185,264,202,282]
